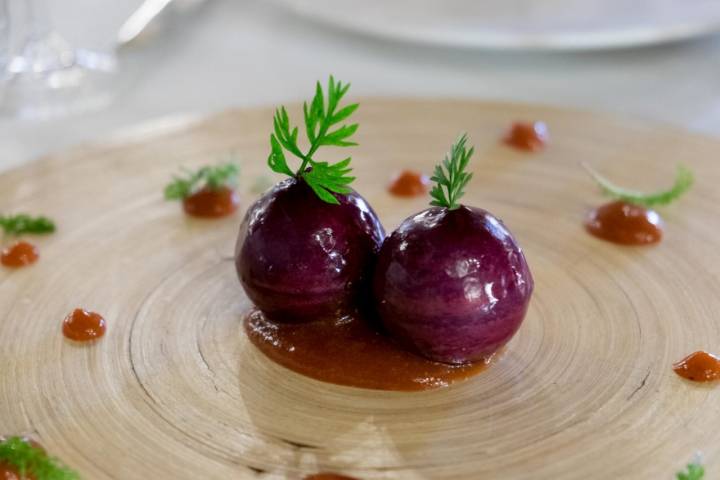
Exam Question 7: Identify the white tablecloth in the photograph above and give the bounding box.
[2,0,720,171]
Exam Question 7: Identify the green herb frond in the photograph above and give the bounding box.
[430,133,474,210]
[677,460,705,480]
[164,161,240,201]
[0,437,79,480]
[267,75,359,205]
[0,214,55,235]
[582,163,693,208]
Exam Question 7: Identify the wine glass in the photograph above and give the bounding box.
[0,0,117,119]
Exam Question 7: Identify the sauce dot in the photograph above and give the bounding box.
[1,241,39,268]
[504,121,549,152]
[182,186,239,218]
[673,351,720,382]
[0,463,21,480]
[388,170,430,197]
[62,308,106,342]
[585,200,663,245]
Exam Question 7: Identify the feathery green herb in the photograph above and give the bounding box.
[430,134,474,210]
[164,162,239,201]
[0,437,79,480]
[583,163,693,207]
[677,460,705,480]
[0,214,55,235]
[267,75,359,205]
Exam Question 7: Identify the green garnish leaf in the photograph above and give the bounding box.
[582,163,694,207]
[430,133,475,210]
[0,214,55,235]
[164,162,240,201]
[0,437,79,480]
[268,75,359,204]
[677,460,705,480]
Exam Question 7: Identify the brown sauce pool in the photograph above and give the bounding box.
[388,170,430,197]
[245,310,494,391]
[1,241,39,268]
[183,186,239,218]
[62,308,107,342]
[504,121,549,152]
[673,351,720,382]
[585,200,663,245]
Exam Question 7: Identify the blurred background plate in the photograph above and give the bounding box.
[270,0,720,50]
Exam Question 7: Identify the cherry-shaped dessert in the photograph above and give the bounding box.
[373,134,534,364]
[236,76,384,322]
[582,164,693,246]
[164,162,240,218]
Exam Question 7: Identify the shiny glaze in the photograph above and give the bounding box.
[673,351,720,382]
[585,200,663,245]
[373,206,533,364]
[62,308,106,342]
[504,121,549,152]
[388,170,430,197]
[1,241,38,268]
[245,309,494,391]
[236,178,384,323]
[183,186,239,218]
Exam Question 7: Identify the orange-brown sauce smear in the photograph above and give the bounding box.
[62,308,106,342]
[304,474,359,480]
[504,121,549,152]
[245,310,495,391]
[673,351,720,382]
[585,200,663,245]
[1,241,39,268]
[388,170,430,197]
[183,186,240,218]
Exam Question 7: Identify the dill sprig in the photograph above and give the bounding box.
[164,162,239,201]
[582,163,693,208]
[430,133,474,210]
[0,437,79,480]
[267,75,359,205]
[0,214,55,235]
[677,460,705,480]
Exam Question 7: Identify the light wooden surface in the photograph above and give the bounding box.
[0,100,719,480]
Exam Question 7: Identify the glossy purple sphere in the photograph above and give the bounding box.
[236,177,384,322]
[373,206,533,364]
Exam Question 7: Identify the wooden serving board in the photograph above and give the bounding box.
[1,100,719,480]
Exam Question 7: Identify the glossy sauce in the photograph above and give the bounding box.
[673,351,720,382]
[183,186,239,218]
[245,309,495,391]
[388,170,430,197]
[504,121,549,152]
[585,200,663,245]
[304,474,359,480]
[62,308,106,342]
[1,241,38,268]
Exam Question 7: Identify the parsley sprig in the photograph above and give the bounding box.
[430,133,474,210]
[582,163,693,207]
[677,460,705,480]
[268,76,359,205]
[0,214,55,235]
[164,162,239,200]
[0,437,79,480]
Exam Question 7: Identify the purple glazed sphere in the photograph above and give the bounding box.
[236,177,384,322]
[373,206,533,364]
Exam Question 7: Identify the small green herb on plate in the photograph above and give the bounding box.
[267,75,359,205]
[582,163,693,207]
[164,162,240,201]
[677,459,705,480]
[430,133,474,211]
[0,214,55,235]
[0,436,79,480]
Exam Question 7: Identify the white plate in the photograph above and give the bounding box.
[271,0,720,50]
